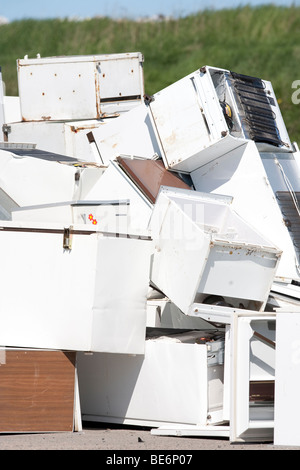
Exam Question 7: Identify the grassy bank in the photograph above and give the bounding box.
[0,5,300,141]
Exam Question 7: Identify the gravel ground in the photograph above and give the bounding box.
[0,422,298,451]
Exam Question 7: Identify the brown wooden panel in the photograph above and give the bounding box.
[117,157,191,203]
[0,349,76,433]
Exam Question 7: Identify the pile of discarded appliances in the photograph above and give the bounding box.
[0,52,299,445]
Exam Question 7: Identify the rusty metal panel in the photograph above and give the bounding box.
[0,349,76,433]
[116,157,191,203]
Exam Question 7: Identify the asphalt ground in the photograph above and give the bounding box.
[0,422,298,452]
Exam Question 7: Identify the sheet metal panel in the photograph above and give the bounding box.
[117,157,191,203]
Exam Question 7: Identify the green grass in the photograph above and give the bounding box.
[1,5,300,142]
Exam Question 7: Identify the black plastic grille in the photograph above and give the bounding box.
[230,71,282,147]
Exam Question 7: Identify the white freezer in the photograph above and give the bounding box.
[78,309,277,443]
[149,66,292,173]
[78,331,225,427]
[17,53,145,121]
[149,309,276,442]
[0,220,152,354]
[3,52,145,162]
[149,187,281,313]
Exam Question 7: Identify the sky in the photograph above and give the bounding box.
[0,0,299,22]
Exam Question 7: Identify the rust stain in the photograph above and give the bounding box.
[71,123,100,134]
[95,65,101,119]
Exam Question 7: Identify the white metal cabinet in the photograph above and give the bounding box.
[149,68,234,173]
[77,305,277,442]
[0,220,151,354]
[78,331,225,428]
[150,308,276,442]
[149,187,281,313]
[149,66,292,173]
[17,53,145,121]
